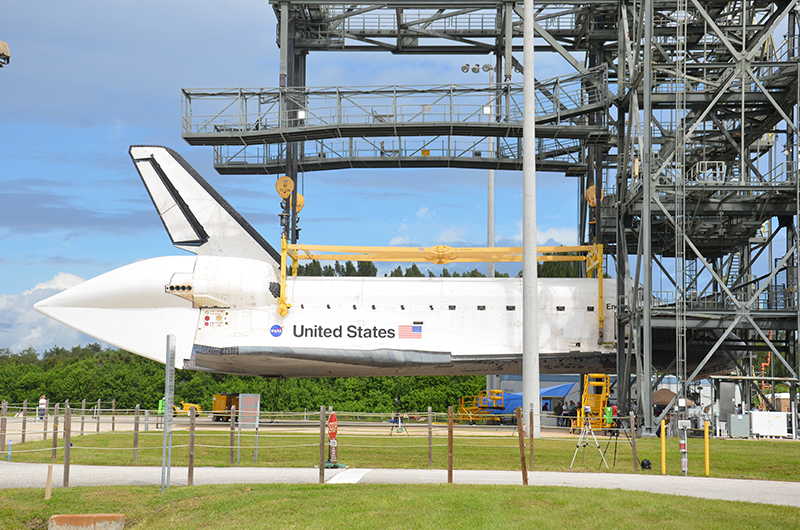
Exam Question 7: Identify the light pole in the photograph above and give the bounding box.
[463,63,496,278]
[522,0,540,439]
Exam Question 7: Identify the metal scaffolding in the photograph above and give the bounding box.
[610,0,800,431]
[180,0,800,433]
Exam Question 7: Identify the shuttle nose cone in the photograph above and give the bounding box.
[35,256,196,314]
[34,256,200,367]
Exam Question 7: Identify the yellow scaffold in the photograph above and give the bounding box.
[457,389,505,424]
[277,238,605,338]
[575,373,610,433]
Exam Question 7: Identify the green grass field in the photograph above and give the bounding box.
[5,428,800,481]
[2,483,799,530]
[3,429,800,529]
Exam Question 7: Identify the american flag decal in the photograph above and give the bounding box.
[399,324,422,339]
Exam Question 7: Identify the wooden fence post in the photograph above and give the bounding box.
[133,404,140,464]
[229,405,236,466]
[21,399,27,444]
[51,403,60,460]
[96,399,101,433]
[63,400,69,439]
[254,410,259,464]
[447,406,453,484]
[319,405,326,484]
[111,399,116,432]
[188,407,195,486]
[45,465,53,500]
[427,406,433,468]
[516,407,528,485]
[63,405,71,487]
[529,408,534,468]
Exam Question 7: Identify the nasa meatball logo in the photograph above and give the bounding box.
[270,325,283,337]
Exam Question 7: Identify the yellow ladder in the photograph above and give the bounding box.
[576,373,610,432]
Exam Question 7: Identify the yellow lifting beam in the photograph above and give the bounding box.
[277,239,605,334]
[285,242,601,265]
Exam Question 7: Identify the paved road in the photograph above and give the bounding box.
[2,462,799,508]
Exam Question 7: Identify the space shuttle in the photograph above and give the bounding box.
[32,146,627,377]
[33,146,745,385]
[33,147,743,378]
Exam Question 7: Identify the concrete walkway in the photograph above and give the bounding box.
[2,461,799,508]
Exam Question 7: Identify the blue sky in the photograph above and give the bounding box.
[0,1,581,353]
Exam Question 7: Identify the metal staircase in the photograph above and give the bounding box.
[576,373,609,432]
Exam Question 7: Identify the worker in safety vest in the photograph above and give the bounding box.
[603,406,613,427]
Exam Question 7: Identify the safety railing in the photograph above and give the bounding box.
[321,6,501,34]
[181,66,610,138]
[295,5,594,39]
[650,284,796,311]
[210,135,585,170]
[619,159,799,200]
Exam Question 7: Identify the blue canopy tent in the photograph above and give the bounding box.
[493,383,575,416]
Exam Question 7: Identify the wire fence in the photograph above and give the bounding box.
[4,395,797,490]
[0,398,650,490]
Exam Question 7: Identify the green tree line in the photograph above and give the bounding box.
[294,257,585,278]
[0,345,484,413]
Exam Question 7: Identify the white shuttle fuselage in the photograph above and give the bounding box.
[35,146,617,377]
[191,273,617,377]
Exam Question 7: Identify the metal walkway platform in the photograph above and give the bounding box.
[181,68,611,174]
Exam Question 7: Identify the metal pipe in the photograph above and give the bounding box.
[488,64,496,278]
[280,2,289,88]
[641,0,654,435]
[504,0,513,83]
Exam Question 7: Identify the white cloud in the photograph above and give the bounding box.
[502,221,578,247]
[536,227,578,246]
[415,206,431,220]
[22,272,84,295]
[386,206,475,247]
[389,235,411,246]
[1,273,88,353]
[435,228,470,245]
[388,208,578,249]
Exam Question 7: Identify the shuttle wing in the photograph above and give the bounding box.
[129,145,280,266]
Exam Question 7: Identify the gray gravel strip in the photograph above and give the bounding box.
[2,462,799,508]
[0,462,344,488]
